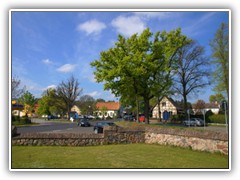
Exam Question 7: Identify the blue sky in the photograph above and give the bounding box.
[11,10,229,102]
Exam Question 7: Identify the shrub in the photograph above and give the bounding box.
[208,114,226,124]
[20,116,31,124]
[12,115,20,122]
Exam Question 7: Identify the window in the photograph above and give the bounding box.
[162,102,166,107]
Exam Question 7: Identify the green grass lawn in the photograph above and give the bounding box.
[12,144,228,169]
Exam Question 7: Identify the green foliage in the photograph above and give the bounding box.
[209,93,225,103]
[210,22,229,97]
[171,114,185,121]
[12,115,31,125]
[91,28,190,123]
[77,95,96,115]
[208,114,226,124]
[37,95,51,115]
[18,91,36,116]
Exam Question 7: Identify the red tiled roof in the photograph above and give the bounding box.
[96,102,120,110]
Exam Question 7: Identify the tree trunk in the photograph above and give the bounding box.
[157,96,161,121]
[183,94,188,119]
[136,96,139,122]
[144,96,150,124]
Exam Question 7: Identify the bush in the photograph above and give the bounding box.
[12,115,20,122]
[171,114,185,122]
[20,116,31,124]
[208,114,226,124]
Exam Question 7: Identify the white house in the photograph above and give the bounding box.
[192,102,220,115]
[95,102,121,119]
[152,96,183,120]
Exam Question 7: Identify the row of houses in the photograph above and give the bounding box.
[12,96,220,119]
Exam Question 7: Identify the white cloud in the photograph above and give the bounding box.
[56,64,77,73]
[111,15,146,37]
[133,12,169,19]
[42,58,53,64]
[77,19,106,35]
[46,84,57,90]
[87,91,101,97]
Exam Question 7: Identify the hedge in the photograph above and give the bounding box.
[208,114,226,124]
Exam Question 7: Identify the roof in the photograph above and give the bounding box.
[96,102,120,111]
[192,103,219,109]
[155,96,182,110]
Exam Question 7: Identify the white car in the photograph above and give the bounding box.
[183,118,204,126]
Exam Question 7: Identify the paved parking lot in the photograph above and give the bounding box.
[17,118,228,134]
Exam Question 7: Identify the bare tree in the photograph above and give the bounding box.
[173,41,210,118]
[12,76,26,99]
[57,76,82,120]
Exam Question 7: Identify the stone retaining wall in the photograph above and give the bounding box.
[12,133,104,146]
[12,126,228,155]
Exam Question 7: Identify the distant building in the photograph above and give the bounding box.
[192,102,220,114]
[152,96,183,120]
[71,105,81,115]
[95,102,122,119]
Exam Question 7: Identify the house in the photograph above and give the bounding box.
[192,102,220,115]
[71,105,81,115]
[152,96,183,120]
[12,101,24,117]
[95,102,122,119]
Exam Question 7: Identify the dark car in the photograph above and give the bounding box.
[77,119,91,127]
[47,115,58,120]
[93,122,116,134]
[123,115,136,121]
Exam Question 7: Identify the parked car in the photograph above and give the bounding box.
[139,115,145,122]
[47,115,58,120]
[86,115,96,119]
[192,118,205,126]
[93,122,116,134]
[183,118,204,127]
[123,115,136,121]
[77,119,91,127]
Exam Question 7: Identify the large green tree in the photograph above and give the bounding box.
[210,22,229,99]
[91,28,190,124]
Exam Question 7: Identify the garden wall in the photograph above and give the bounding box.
[12,126,228,155]
[144,127,228,155]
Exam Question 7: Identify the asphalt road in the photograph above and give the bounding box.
[16,118,227,134]
[17,118,117,134]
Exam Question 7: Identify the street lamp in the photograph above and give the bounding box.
[201,109,206,130]
[221,100,228,134]
[187,109,190,127]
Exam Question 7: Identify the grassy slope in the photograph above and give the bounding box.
[12,144,228,169]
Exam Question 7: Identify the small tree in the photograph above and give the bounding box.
[193,100,206,115]
[209,93,225,104]
[77,95,96,115]
[18,91,36,117]
[57,76,82,120]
